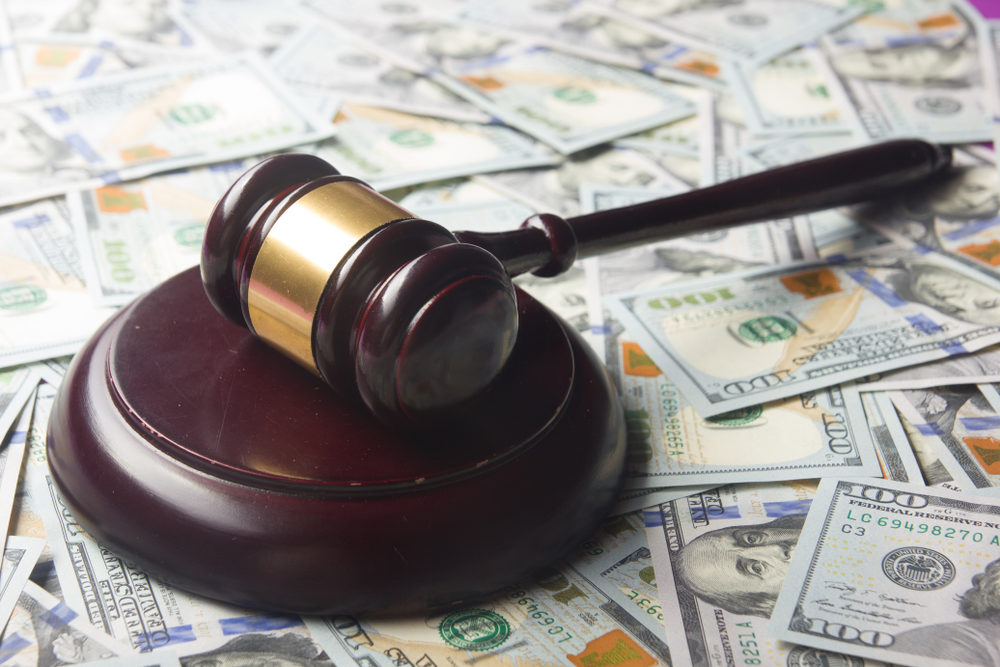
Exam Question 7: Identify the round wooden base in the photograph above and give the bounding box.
[46,267,626,614]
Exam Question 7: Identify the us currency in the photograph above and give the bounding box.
[0,53,334,208]
[0,366,37,444]
[822,0,994,143]
[21,392,315,653]
[476,144,689,218]
[567,511,674,644]
[889,385,1000,495]
[988,21,1000,175]
[312,2,698,153]
[858,347,1000,391]
[10,38,184,90]
[645,482,884,666]
[433,43,698,154]
[175,0,312,55]
[313,103,557,192]
[269,22,491,122]
[0,580,133,666]
[0,399,34,557]
[606,244,1000,416]
[167,628,336,667]
[860,391,926,484]
[69,160,247,306]
[304,560,672,666]
[0,7,19,93]
[725,45,864,137]
[613,330,880,487]
[4,0,211,52]
[858,147,1000,282]
[591,0,864,67]
[769,478,1000,667]
[0,537,46,636]
[893,398,962,490]
[460,0,725,91]
[615,86,708,160]
[613,484,711,516]
[0,199,117,368]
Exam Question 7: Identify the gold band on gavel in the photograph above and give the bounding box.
[247,180,413,372]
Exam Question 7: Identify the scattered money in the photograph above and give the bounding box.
[0,1,998,665]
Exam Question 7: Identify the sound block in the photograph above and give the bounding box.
[46,267,626,615]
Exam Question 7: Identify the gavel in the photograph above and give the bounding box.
[200,139,951,428]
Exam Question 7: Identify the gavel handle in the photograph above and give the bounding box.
[455,139,952,277]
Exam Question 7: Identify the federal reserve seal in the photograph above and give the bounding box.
[439,609,511,651]
[882,547,956,591]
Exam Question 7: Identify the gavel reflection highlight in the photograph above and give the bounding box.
[200,139,952,429]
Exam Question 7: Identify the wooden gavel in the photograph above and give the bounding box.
[201,139,951,428]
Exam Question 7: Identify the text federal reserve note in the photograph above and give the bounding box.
[770,477,1000,666]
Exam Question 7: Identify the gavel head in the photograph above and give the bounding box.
[200,153,519,428]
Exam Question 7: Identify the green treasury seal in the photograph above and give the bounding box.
[439,609,511,651]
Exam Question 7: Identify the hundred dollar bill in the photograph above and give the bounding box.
[889,385,1000,495]
[460,0,725,91]
[613,332,880,487]
[0,199,117,367]
[0,537,45,636]
[605,245,1000,416]
[168,628,336,667]
[21,392,313,653]
[0,366,37,444]
[433,44,697,154]
[821,0,993,143]
[567,511,675,643]
[591,0,864,67]
[304,560,672,666]
[0,399,34,557]
[613,484,712,516]
[5,0,210,52]
[988,21,1000,166]
[0,8,19,94]
[769,477,1000,666]
[861,391,926,485]
[0,580,133,666]
[725,45,864,137]
[858,347,1000,390]
[10,37,189,90]
[893,394,964,490]
[476,144,688,218]
[858,147,1000,283]
[175,0,312,55]
[270,22,490,122]
[69,160,249,305]
[615,86,708,160]
[313,103,557,192]
[310,1,698,153]
[0,53,334,208]
[645,481,883,666]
